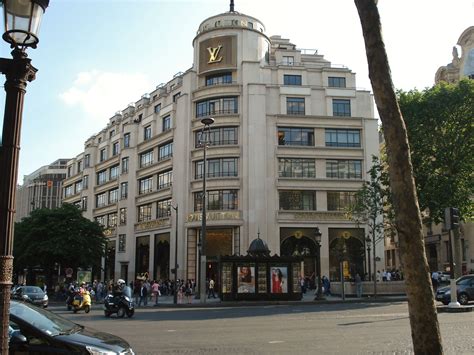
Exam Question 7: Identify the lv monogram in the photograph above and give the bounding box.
[207,45,223,64]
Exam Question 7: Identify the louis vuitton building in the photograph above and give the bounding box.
[62,4,381,284]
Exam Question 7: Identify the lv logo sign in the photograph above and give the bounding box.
[207,45,223,64]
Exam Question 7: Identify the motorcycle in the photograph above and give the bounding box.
[72,290,91,313]
[103,286,134,318]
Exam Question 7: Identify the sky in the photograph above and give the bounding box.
[0,0,472,184]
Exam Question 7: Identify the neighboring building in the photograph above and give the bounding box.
[15,159,69,222]
[435,26,474,83]
[62,5,380,284]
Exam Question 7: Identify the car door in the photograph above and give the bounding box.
[467,277,474,300]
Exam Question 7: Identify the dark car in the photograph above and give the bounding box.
[436,274,474,305]
[9,300,135,354]
[12,286,48,308]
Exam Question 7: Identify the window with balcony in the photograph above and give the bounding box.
[159,142,173,161]
[74,180,83,194]
[279,190,316,210]
[205,72,232,86]
[283,75,302,86]
[195,126,237,148]
[326,160,362,179]
[332,99,351,117]
[144,125,152,140]
[327,191,356,211]
[278,158,315,178]
[97,170,107,185]
[286,97,305,115]
[109,188,118,204]
[278,127,314,146]
[162,115,171,132]
[194,189,238,211]
[64,185,72,198]
[325,129,361,147]
[158,170,173,189]
[109,165,119,180]
[139,150,154,168]
[196,96,238,118]
[123,133,130,148]
[139,176,154,195]
[108,212,117,227]
[157,199,172,218]
[195,158,238,179]
[138,204,152,222]
[96,192,107,208]
[120,182,128,199]
[95,215,106,227]
[328,77,346,88]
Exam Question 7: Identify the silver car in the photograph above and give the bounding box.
[12,286,48,308]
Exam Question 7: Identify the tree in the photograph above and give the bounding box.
[354,1,442,354]
[13,203,106,286]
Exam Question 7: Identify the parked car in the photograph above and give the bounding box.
[436,274,474,305]
[11,286,48,308]
[436,271,451,283]
[9,300,135,354]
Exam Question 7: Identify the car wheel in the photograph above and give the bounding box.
[126,309,134,318]
[85,305,91,313]
[458,293,469,306]
[117,307,126,318]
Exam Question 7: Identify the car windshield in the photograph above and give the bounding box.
[457,277,473,286]
[10,301,78,336]
[22,286,43,294]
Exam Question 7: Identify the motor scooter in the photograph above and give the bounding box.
[104,286,134,318]
[72,290,91,313]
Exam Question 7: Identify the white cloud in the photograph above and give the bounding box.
[59,70,153,121]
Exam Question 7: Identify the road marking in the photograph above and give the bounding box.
[167,330,177,332]
[269,341,285,344]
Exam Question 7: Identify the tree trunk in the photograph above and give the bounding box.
[354,1,443,354]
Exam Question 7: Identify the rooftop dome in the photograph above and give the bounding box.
[247,232,270,257]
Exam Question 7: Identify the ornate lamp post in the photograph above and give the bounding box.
[314,227,325,300]
[198,117,214,303]
[366,236,372,281]
[0,0,49,351]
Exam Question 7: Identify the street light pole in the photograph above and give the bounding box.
[366,236,372,282]
[372,229,377,299]
[0,1,49,351]
[199,117,214,303]
[171,205,178,304]
[314,227,325,300]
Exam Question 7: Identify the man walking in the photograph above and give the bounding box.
[138,282,148,307]
[208,278,216,299]
[355,273,363,298]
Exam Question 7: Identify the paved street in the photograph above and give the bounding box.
[49,301,473,355]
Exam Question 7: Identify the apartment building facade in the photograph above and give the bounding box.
[62,7,380,284]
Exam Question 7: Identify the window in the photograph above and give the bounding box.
[64,185,72,198]
[99,148,107,162]
[278,158,315,178]
[84,154,90,168]
[96,192,107,208]
[121,157,129,173]
[327,191,356,211]
[162,115,171,132]
[154,103,161,114]
[196,96,238,117]
[282,56,294,65]
[279,190,316,210]
[194,190,238,211]
[139,176,154,195]
[158,170,173,189]
[77,160,82,173]
[109,188,118,204]
[172,92,181,102]
[95,215,106,226]
[123,133,130,148]
[139,150,154,168]
[112,141,119,156]
[118,234,126,252]
[286,97,305,115]
[157,199,172,218]
[144,125,152,140]
[109,129,115,138]
[83,175,89,189]
[205,72,232,86]
[81,196,88,211]
[325,129,361,147]
[278,127,314,146]
[67,166,71,178]
[332,99,351,117]
[97,170,107,185]
[326,160,362,179]
[159,142,173,160]
[120,182,128,199]
[328,77,346,88]
[283,75,302,85]
[195,127,237,147]
[138,204,152,222]
[109,165,119,180]
[195,158,238,179]
[74,180,83,194]
[119,208,127,225]
[108,212,117,227]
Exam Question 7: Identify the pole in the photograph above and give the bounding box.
[448,229,460,307]
[340,260,345,301]
[315,242,323,300]
[199,136,208,303]
[172,205,178,305]
[367,245,371,282]
[372,229,377,298]
[0,49,37,353]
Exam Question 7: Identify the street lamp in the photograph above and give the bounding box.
[198,117,214,303]
[171,205,178,304]
[366,236,372,281]
[0,0,49,351]
[314,227,325,300]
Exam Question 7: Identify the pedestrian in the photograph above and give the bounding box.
[152,280,160,305]
[138,281,148,307]
[208,277,216,299]
[431,271,439,293]
[355,273,362,298]
[322,276,331,296]
[185,280,193,304]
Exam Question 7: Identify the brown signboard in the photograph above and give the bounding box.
[199,35,237,74]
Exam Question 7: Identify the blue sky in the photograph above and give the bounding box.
[0,0,472,183]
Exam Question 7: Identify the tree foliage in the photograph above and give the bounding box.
[13,203,106,273]
[398,79,474,224]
